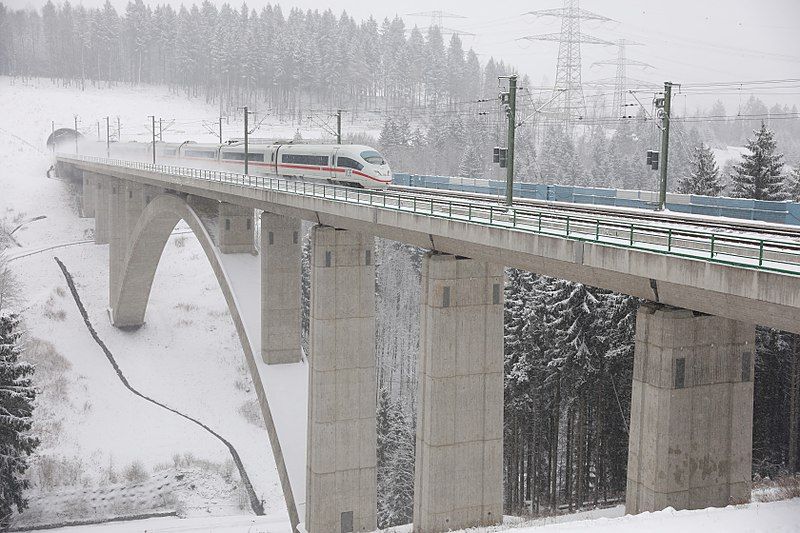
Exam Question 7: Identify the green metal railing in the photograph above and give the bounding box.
[57,154,800,277]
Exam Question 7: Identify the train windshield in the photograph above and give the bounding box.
[360,150,386,165]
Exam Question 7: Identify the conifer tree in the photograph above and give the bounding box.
[786,165,800,202]
[376,388,414,528]
[0,313,39,525]
[731,122,786,200]
[677,143,723,196]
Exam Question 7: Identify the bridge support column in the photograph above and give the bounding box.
[81,172,95,218]
[260,212,302,364]
[306,225,376,533]
[109,178,125,305]
[94,175,111,245]
[413,253,503,533]
[110,181,146,308]
[626,304,755,514]
[218,202,255,254]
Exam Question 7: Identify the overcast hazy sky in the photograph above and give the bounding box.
[6,0,800,110]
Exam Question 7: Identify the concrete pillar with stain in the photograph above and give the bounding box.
[306,225,377,533]
[413,253,504,532]
[260,211,302,364]
[108,177,125,305]
[81,172,95,218]
[626,303,755,514]
[218,202,255,254]
[109,181,147,306]
[94,174,111,245]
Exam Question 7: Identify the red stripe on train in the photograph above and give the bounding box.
[164,155,391,184]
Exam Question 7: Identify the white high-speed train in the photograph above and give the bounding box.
[107,141,393,189]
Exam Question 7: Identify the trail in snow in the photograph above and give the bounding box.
[7,511,177,532]
[6,240,94,262]
[53,256,265,517]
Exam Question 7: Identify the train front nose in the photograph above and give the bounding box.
[377,165,392,182]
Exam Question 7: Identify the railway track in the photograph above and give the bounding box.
[56,154,800,274]
[389,184,800,241]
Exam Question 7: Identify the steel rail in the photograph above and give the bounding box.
[56,154,800,277]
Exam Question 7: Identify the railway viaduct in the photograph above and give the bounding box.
[58,155,800,533]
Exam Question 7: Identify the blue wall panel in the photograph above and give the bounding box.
[394,173,800,226]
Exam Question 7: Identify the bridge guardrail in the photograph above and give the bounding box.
[57,154,800,277]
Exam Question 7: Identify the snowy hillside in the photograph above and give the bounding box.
[0,76,294,529]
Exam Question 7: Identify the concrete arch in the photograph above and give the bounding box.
[111,193,300,527]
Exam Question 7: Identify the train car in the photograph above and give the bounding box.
[119,140,392,190]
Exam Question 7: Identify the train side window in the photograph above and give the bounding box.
[338,157,363,171]
[186,150,216,158]
[282,154,327,166]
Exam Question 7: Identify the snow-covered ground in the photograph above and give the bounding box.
[0,76,293,529]
[28,498,800,533]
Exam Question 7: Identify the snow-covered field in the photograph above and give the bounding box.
[2,76,798,532]
[29,498,800,533]
[1,77,291,529]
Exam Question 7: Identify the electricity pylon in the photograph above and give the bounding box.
[520,0,614,129]
[591,39,654,116]
[406,10,475,37]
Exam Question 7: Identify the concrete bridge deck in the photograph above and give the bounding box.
[57,154,800,334]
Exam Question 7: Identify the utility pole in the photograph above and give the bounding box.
[159,118,163,142]
[106,116,110,158]
[241,106,255,174]
[148,115,156,164]
[657,81,672,210]
[96,121,100,140]
[500,75,518,206]
[336,109,342,144]
[74,115,79,154]
[116,116,121,142]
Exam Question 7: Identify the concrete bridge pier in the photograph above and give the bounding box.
[306,225,377,533]
[626,304,755,514]
[109,181,148,307]
[93,175,111,244]
[414,253,504,532]
[108,178,125,304]
[81,172,95,218]
[260,212,302,365]
[218,202,255,254]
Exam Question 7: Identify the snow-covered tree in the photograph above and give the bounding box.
[0,313,39,525]
[457,117,488,179]
[786,164,800,202]
[0,256,17,315]
[676,143,723,196]
[589,130,612,187]
[540,126,583,185]
[730,122,786,201]
[376,387,414,528]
